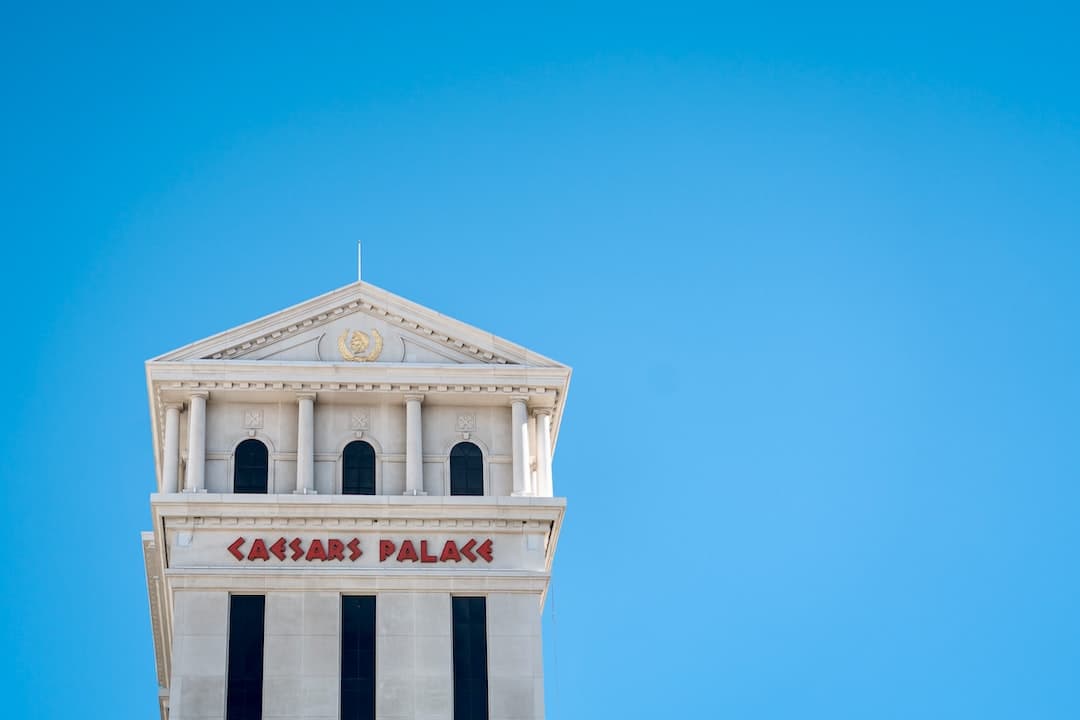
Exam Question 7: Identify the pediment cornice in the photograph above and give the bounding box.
[152,280,565,368]
[206,297,516,364]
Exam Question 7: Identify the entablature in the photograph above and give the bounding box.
[148,362,565,408]
[150,495,565,572]
[151,493,565,525]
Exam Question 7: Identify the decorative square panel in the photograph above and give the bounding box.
[243,409,263,429]
[456,413,476,432]
[350,411,369,431]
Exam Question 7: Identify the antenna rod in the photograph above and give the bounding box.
[357,241,362,282]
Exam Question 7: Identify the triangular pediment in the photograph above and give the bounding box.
[151,281,565,368]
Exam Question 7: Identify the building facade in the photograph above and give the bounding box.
[141,280,570,720]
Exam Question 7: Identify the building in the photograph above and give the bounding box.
[141,278,571,720]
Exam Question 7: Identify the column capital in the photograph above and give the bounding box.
[188,391,209,400]
[164,402,184,412]
[509,395,530,406]
[296,392,317,402]
[530,407,552,417]
[404,393,425,404]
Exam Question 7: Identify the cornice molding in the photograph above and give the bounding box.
[148,360,569,387]
[141,533,169,687]
[209,299,517,364]
[153,280,568,367]
[159,515,554,531]
[151,493,565,520]
[153,380,560,398]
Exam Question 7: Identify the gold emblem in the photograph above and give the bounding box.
[337,329,383,362]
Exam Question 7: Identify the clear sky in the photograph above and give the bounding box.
[2,3,1078,718]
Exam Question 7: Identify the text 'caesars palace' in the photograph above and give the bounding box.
[141,271,570,720]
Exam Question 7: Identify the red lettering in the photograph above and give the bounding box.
[347,538,362,561]
[460,538,478,562]
[228,537,245,561]
[247,538,270,561]
[269,538,287,561]
[327,539,345,561]
[232,536,488,564]
[397,540,419,562]
[289,538,305,560]
[306,539,327,561]
[439,540,462,562]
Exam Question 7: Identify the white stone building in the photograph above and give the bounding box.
[141,279,570,720]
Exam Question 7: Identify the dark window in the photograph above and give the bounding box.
[452,596,488,720]
[226,595,265,720]
[341,596,376,720]
[450,442,484,496]
[235,439,268,494]
[343,441,376,495]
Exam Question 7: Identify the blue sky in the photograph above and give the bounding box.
[2,3,1078,718]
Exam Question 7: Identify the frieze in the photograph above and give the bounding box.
[158,381,555,395]
[164,516,551,531]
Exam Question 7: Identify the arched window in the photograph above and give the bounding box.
[234,439,268,494]
[450,442,484,496]
[343,440,376,495]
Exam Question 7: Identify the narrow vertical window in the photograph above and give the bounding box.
[450,442,484,496]
[226,595,265,720]
[343,441,376,495]
[452,596,488,720]
[235,439,269,494]
[341,596,376,720]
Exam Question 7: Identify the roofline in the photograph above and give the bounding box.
[146,362,162,492]
[149,279,568,369]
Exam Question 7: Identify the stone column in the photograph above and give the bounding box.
[183,392,208,492]
[511,396,531,496]
[404,394,426,495]
[162,402,183,493]
[533,408,553,498]
[295,393,316,494]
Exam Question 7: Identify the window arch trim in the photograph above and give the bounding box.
[448,440,487,497]
[341,439,377,496]
[333,435,384,495]
[232,437,271,494]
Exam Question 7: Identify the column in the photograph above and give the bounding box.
[404,394,426,495]
[162,402,183,493]
[533,408,553,498]
[183,391,208,492]
[295,393,316,494]
[511,396,531,496]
